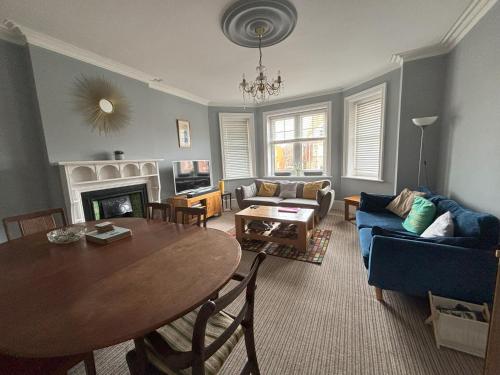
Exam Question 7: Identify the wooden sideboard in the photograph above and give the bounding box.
[167,190,222,224]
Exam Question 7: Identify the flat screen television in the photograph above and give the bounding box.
[172,160,212,195]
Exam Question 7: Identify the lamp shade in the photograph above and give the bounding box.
[412,116,438,127]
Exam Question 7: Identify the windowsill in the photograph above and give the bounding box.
[222,176,257,181]
[341,175,384,182]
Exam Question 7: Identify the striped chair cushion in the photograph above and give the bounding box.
[145,308,244,375]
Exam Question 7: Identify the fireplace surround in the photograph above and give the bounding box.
[57,159,162,224]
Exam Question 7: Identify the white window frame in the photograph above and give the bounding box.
[342,83,386,182]
[219,112,256,180]
[262,102,332,177]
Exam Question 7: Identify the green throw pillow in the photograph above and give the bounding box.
[402,196,436,235]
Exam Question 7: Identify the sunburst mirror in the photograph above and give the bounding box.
[72,76,131,135]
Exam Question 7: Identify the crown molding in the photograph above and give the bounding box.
[441,0,498,50]
[0,20,26,45]
[391,0,497,64]
[2,19,210,105]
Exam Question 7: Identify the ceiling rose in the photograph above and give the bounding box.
[221,0,297,48]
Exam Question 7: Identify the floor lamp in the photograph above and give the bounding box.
[412,116,438,187]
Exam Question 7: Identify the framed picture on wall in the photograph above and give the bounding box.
[176,119,191,148]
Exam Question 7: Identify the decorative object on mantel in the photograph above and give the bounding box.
[412,116,438,186]
[176,119,191,148]
[221,0,297,105]
[114,150,124,160]
[57,159,163,224]
[72,75,131,135]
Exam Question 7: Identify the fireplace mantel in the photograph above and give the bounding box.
[57,159,163,223]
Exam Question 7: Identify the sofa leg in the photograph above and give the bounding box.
[375,287,384,302]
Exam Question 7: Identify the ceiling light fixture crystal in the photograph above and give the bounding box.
[239,26,283,105]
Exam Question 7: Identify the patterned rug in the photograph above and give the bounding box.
[226,227,331,265]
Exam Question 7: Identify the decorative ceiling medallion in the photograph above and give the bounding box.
[221,0,297,48]
[72,76,131,135]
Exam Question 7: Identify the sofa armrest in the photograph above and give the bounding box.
[235,183,256,209]
[359,192,395,213]
[368,235,497,303]
[317,187,334,219]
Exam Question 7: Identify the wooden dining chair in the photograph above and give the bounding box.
[126,251,267,375]
[146,202,171,222]
[2,208,67,241]
[0,352,95,375]
[174,206,207,228]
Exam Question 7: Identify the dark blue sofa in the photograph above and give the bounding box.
[356,191,499,303]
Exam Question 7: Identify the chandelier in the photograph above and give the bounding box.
[239,27,283,104]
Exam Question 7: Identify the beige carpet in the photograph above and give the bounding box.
[70,210,484,375]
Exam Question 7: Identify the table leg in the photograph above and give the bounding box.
[235,216,244,243]
[229,194,232,210]
[344,201,350,221]
[296,222,307,252]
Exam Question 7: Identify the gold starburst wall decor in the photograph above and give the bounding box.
[73,76,131,135]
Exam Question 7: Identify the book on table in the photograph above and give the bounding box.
[86,226,132,244]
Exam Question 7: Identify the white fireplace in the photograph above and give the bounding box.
[57,159,163,224]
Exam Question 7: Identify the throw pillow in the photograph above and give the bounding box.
[402,196,437,235]
[421,211,454,238]
[241,183,257,199]
[386,188,426,218]
[257,182,278,197]
[279,182,297,198]
[302,181,323,200]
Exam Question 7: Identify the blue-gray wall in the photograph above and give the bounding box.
[341,68,402,198]
[0,40,53,242]
[28,45,211,201]
[397,55,447,192]
[208,68,402,200]
[438,2,500,218]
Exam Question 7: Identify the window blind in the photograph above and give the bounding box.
[220,114,254,179]
[351,97,383,178]
[344,83,385,180]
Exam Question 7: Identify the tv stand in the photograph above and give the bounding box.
[166,190,222,224]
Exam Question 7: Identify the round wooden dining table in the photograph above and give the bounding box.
[0,218,241,358]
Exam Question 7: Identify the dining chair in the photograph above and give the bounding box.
[0,352,95,375]
[126,251,267,375]
[2,208,67,241]
[146,202,171,222]
[174,206,207,228]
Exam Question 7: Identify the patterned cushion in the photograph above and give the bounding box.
[241,183,257,199]
[257,182,278,197]
[386,188,426,218]
[402,196,437,235]
[145,308,244,375]
[279,182,297,198]
[302,181,323,199]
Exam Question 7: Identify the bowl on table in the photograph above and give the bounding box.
[47,226,87,244]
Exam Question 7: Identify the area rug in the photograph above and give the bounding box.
[226,227,331,265]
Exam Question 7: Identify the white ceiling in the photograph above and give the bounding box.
[0,0,472,105]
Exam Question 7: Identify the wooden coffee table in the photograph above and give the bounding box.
[235,206,315,252]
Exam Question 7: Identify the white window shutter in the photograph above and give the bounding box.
[220,114,254,179]
[344,83,385,180]
[353,97,383,178]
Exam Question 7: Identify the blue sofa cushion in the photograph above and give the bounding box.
[417,186,447,205]
[356,210,406,232]
[437,200,500,249]
[371,226,480,248]
[358,228,372,268]
[359,192,395,213]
